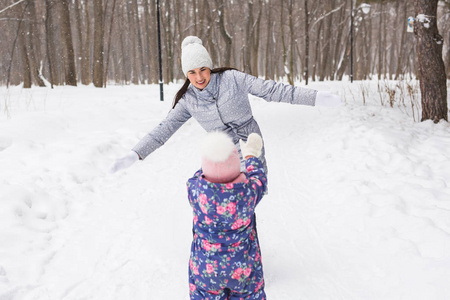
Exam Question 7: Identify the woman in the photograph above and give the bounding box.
[109,36,341,173]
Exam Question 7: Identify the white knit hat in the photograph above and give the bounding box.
[181,36,213,76]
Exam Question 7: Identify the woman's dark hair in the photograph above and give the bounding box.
[172,67,237,109]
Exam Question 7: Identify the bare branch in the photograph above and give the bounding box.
[0,0,26,15]
[310,3,345,31]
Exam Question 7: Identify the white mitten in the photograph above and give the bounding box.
[315,91,343,107]
[109,151,139,173]
[239,133,263,159]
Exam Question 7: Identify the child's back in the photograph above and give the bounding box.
[186,132,267,300]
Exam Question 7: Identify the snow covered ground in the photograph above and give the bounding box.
[0,79,449,300]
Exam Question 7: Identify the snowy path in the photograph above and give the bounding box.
[1,83,450,299]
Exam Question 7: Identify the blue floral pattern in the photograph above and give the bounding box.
[187,157,268,299]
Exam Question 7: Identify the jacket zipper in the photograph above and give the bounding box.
[214,97,226,126]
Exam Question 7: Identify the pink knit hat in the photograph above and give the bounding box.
[200,131,241,183]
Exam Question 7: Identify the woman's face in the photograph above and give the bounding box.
[187,67,211,90]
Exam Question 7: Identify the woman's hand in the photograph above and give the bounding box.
[109,151,140,173]
[315,91,343,107]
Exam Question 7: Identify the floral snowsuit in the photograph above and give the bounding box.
[187,157,267,300]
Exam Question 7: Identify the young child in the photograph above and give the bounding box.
[186,131,267,300]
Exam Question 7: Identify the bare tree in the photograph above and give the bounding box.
[161,0,174,83]
[144,0,159,83]
[74,0,89,85]
[304,0,310,84]
[25,0,46,86]
[311,14,323,82]
[395,1,408,80]
[132,0,145,83]
[118,1,129,84]
[414,0,448,122]
[5,0,33,88]
[264,0,272,80]
[92,0,104,87]
[44,0,58,87]
[251,2,262,77]
[447,30,450,79]
[319,0,333,81]
[376,0,385,80]
[82,0,91,85]
[287,0,295,83]
[0,0,448,87]
[60,0,77,86]
[214,0,232,67]
[104,0,118,86]
[331,0,346,80]
[18,3,31,88]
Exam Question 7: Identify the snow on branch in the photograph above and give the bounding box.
[310,3,345,31]
[0,0,26,15]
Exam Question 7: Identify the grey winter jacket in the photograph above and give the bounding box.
[132,70,317,171]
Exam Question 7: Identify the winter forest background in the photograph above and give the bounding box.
[1,0,450,88]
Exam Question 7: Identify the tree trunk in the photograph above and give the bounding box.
[125,1,139,84]
[388,1,400,79]
[395,1,408,80]
[151,0,159,83]
[132,0,145,83]
[414,0,448,122]
[161,1,174,83]
[287,0,295,84]
[252,4,262,77]
[18,9,32,88]
[74,0,86,83]
[280,0,291,83]
[45,0,58,87]
[331,2,345,80]
[60,0,77,86]
[446,30,450,79]
[82,0,91,85]
[304,0,310,85]
[119,2,129,84]
[244,0,254,74]
[377,1,384,80]
[312,20,323,82]
[319,1,333,81]
[362,13,371,79]
[104,0,118,86]
[144,0,157,83]
[93,0,104,87]
[264,0,272,80]
[193,0,198,34]
[202,0,217,66]
[215,0,232,67]
[26,0,46,86]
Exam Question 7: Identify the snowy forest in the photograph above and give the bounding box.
[1,0,450,88]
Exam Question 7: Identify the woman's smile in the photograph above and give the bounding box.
[187,67,211,90]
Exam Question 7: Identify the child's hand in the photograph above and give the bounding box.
[239,133,262,159]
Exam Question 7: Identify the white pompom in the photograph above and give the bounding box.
[182,36,203,49]
[200,131,235,162]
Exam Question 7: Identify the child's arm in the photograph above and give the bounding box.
[245,157,267,206]
[240,133,267,205]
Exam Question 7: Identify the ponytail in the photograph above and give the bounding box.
[171,67,238,109]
